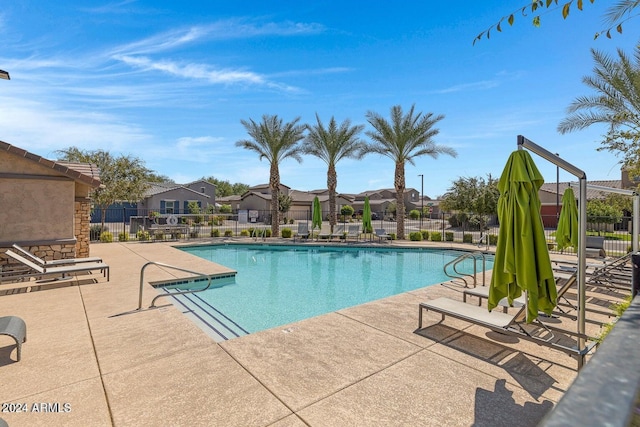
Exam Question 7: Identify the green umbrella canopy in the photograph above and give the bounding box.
[489,150,557,323]
[555,188,579,252]
[312,196,322,230]
[363,196,373,234]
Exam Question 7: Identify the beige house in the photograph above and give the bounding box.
[0,141,101,261]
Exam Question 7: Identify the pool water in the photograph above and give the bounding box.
[178,244,492,337]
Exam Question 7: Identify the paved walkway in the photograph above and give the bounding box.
[0,240,616,426]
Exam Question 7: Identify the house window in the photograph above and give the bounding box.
[201,187,205,193]
[165,200,175,214]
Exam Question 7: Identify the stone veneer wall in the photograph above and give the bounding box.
[75,199,91,258]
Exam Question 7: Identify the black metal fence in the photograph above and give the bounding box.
[89,208,635,255]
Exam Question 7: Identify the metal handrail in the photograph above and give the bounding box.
[137,261,213,310]
[443,251,487,287]
[251,227,266,241]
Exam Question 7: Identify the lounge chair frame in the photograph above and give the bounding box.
[4,250,109,282]
[11,244,103,266]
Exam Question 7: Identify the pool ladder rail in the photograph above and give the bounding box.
[443,251,488,288]
[137,261,214,310]
[251,228,267,241]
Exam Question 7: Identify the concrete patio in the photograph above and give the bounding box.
[0,240,617,426]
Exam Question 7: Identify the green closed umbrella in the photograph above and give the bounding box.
[363,196,373,236]
[312,196,322,232]
[555,188,579,252]
[489,150,557,323]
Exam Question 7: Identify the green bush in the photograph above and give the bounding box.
[489,234,498,245]
[240,229,250,237]
[210,215,225,226]
[264,229,272,238]
[445,232,454,242]
[281,228,292,238]
[409,209,420,220]
[409,231,423,241]
[90,224,108,241]
[118,232,129,242]
[420,230,429,240]
[218,204,232,214]
[224,230,233,237]
[463,233,473,244]
[100,231,113,243]
[389,233,397,240]
[137,230,150,241]
[431,232,442,242]
[211,229,220,237]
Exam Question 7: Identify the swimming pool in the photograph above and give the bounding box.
[176,244,493,340]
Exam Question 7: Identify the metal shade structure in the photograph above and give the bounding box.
[517,135,589,369]
[0,70,10,80]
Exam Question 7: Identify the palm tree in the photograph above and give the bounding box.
[235,115,305,237]
[558,45,640,173]
[364,104,457,239]
[303,114,365,230]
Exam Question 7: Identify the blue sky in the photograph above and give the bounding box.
[1,1,638,198]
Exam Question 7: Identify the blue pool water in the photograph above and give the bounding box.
[178,244,493,338]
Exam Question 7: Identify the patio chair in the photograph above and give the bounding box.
[374,228,391,243]
[329,225,345,241]
[418,269,595,368]
[4,249,110,282]
[345,225,360,241]
[12,244,103,266]
[0,315,26,362]
[294,223,310,242]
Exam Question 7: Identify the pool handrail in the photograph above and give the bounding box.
[137,261,213,310]
[443,251,488,287]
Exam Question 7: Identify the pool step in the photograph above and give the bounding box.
[162,289,250,342]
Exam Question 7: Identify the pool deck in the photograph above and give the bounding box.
[0,239,619,426]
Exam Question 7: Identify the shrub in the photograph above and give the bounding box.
[211,229,220,237]
[445,232,454,242]
[340,205,354,221]
[431,232,442,242]
[218,204,232,214]
[389,233,396,240]
[90,224,107,241]
[118,232,129,242]
[420,230,429,240]
[100,231,113,243]
[409,231,423,241]
[281,228,292,238]
[409,209,420,219]
[240,229,250,237]
[264,229,272,238]
[210,215,224,226]
[489,234,498,245]
[463,234,473,244]
[137,230,150,241]
[224,230,233,237]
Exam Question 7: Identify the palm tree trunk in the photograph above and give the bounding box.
[395,161,405,239]
[270,163,280,237]
[327,163,337,229]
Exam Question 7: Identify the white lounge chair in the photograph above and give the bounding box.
[329,225,345,241]
[345,225,360,241]
[294,223,310,242]
[4,249,109,282]
[418,270,594,368]
[374,228,391,243]
[12,244,103,266]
